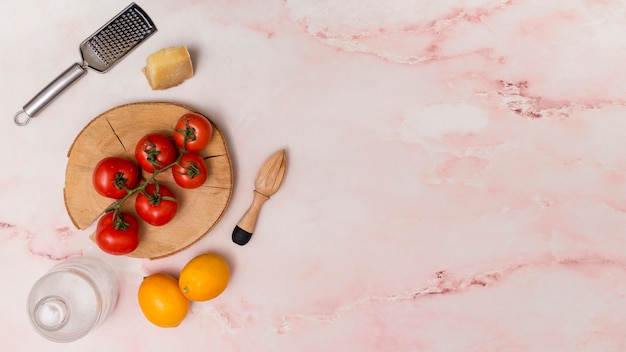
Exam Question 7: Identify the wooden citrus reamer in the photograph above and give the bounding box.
[232,149,287,245]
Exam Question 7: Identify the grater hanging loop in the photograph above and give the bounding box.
[14,110,29,126]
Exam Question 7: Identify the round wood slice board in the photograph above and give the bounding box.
[64,102,233,259]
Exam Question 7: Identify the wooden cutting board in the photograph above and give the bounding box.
[64,102,233,259]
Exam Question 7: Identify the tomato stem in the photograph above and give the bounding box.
[113,172,130,191]
[143,140,165,170]
[175,117,197,146]
[112,212,131,231]
[173,161,202,179]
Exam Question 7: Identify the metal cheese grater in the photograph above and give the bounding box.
[14,3,157,126]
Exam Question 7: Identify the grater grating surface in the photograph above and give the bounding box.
[80,3,157,72]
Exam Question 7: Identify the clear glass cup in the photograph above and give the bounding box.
[27,256,119,343]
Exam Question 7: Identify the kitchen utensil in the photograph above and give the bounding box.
[64,102,233,259]
[14,3,157,126]
[232,149,287,245]
[27,256,118,343]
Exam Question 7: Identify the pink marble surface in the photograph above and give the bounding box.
[1,0,626,350]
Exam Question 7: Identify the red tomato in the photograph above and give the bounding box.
[173,113,213,152]
[135,133,178,173]
[135,183,179,226]
[95,212,140,255]
[172,152,208,189]
[92,157,140,199]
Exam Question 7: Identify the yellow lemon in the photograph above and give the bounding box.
[179,253,230,301]
[138,273,189,327]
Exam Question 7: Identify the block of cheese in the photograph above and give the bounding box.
[142,46,194,90]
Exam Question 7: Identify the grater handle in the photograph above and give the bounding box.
[14,63,86,126]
